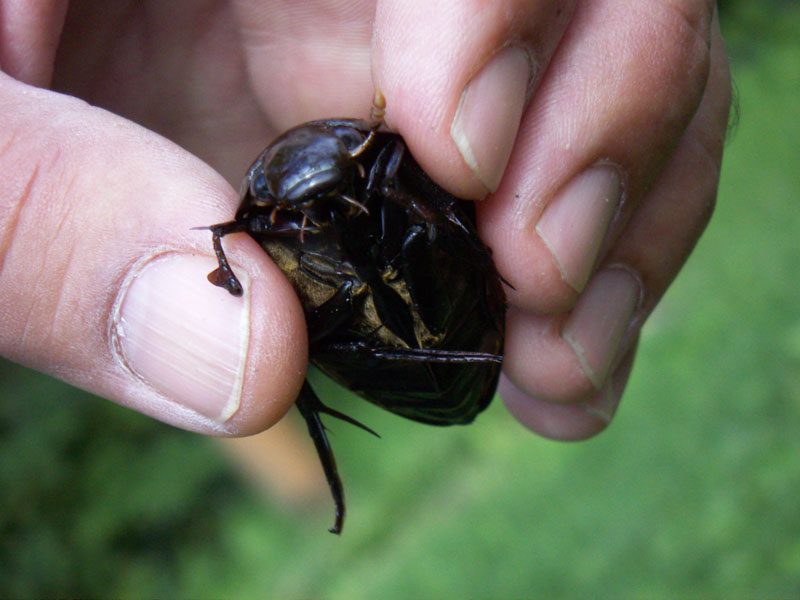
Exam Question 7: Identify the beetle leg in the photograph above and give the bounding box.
[315,341,502,364]
[295,379,379,535]
[297,253,379,344]
[302,268,417,358]
[355,161,366,179]
[300,250,421,358]
[384,186,463,234]
[249,212,321,237]
[310,397,380,438]
[297,250,416,348]
[398,224,447,332]
[366,139,405,196]
[348,128,376,160]
[337,193,370,216]
[294,380,345,534]
[203,220,248,296]
[367,146,477,240]
[298,252,353,285]
[364,140,445,227]
[304,279,358,344]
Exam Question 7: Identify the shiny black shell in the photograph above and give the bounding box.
[205,116,505,533]
[239,119,505,425]
[242,120,369,209]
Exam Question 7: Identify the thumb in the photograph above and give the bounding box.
[0,74,307,436]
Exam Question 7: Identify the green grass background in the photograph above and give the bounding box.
[2,4,799,597]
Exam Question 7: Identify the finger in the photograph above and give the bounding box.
[231,0,377,129]
[0,0,68,86]
[51,1,276,186]
[480,0,716,313]
[0,74,307,436]
[501,12,731,436]
[373,0,576,200]
[501,341,637,441]
[602,10,731,316]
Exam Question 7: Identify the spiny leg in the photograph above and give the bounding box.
[202,217,320,296]
[200,221,247,296]
[295,381,345,534]
[295,380,379,535]
[315,342,502,364]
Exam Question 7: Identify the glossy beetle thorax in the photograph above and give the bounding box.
[242,122,370,213]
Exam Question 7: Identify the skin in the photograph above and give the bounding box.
[0,0,731,440]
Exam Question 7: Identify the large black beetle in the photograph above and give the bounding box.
[204,101,505,533]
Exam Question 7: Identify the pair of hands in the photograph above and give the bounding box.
[0,1,731,440]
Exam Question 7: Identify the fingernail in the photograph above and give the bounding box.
[561,267,641,390]
[451,45,533,192]
[536,166,623,293]
[577,383,621,424]
[112,253,250,422]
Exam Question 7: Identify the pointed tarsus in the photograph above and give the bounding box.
[294,380,379,535]
[194,220,247,296]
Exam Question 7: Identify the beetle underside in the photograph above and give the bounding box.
[204,112,505,534]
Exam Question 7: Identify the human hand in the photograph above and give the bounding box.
[0,1,308,435]
[0,1,731,440]
[364,0,731,440]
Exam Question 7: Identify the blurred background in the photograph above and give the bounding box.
[2,2,799,597]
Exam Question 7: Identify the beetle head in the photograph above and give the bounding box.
[239,122,371,220]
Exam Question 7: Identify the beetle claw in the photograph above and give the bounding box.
[203,221,247,296]
[207,267,243,296]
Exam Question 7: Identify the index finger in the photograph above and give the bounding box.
[373,0,576,200]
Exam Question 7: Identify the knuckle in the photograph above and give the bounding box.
[0,130,72,354]
[607,1,714,146]
[647,0,714,93]
[0,128,64,243]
